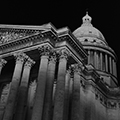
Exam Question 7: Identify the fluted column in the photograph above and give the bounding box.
[0,59,7,74]
[100,52,103,71]
[31,45,51,120]
[53,49,69,120]
[14,57,35,120]
[105,54,108,72]
[71,64,81,120]
[3,52,28,120]
[43,54,56,120]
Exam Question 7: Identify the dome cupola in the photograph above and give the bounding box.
[73,12,107,45]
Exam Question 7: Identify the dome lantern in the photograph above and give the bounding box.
[82,12,92,25]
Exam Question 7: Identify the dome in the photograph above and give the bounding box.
[73,12,106,43]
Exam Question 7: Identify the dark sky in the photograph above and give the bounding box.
[0,1,120,82]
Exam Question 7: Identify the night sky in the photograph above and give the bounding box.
[0,1,120,84]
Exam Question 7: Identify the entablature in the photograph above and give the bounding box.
[0,23,88,63]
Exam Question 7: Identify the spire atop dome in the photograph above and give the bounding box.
[82,12,92,24]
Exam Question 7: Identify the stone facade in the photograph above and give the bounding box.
[0,13,120,120]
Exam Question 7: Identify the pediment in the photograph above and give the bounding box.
[0,24,52,45]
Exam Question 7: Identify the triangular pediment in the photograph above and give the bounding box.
[0,23,54,44]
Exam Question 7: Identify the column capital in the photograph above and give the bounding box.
[0,59,7,67]
[38,45,52,56]
[24,57,35,68]
[57,48,70,60]
[70,63,84,74]
[49,55,56,64]
[14,52,28,64]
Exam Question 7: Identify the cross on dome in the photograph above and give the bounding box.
[82,12,92,24]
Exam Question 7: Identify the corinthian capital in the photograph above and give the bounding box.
[49,55,56,64]
[38,45,52,56]
[24,57,35,68]
[0,59,7,67]
[14,52,28,64]
[71,64,80,73]
[57,48,70,60]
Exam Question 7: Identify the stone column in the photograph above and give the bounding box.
[42,54,56,120]
[94,51,97,69]
[90,51,94,66]
[88,50,90,64]
[31,45,51,120]
[63,69,71,120]
[0,59,7,120]
[0,59,7,74]
[53,49,69,120]
[14,57,35,120]
[3,52,28,120]
[112,59,115,76]
[71,64,81,120]
[114,60,117,77]
[105,54,108,72]
[96,52,99,69]
[100,52,103,71]
[109,56,112,74]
